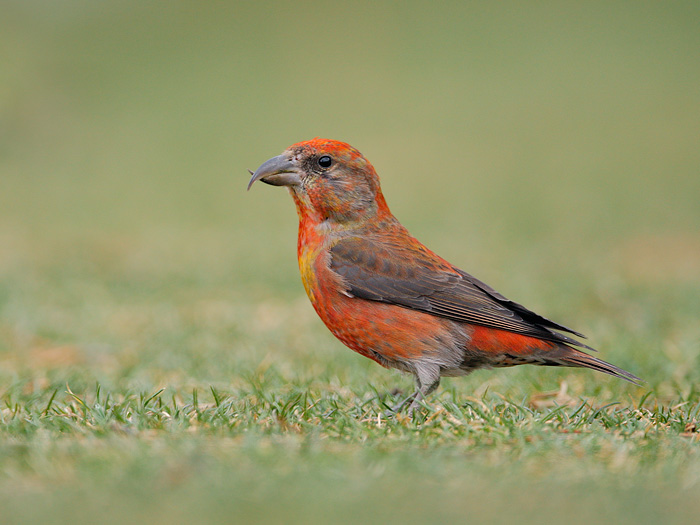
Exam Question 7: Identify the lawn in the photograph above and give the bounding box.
[1,2,699,523]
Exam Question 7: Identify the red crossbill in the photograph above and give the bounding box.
[248,138,640,413]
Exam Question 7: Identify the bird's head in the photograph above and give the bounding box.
[248,138,391,225]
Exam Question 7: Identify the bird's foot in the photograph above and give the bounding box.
[383,391,416,417]
[406,398,425,418]
[384,390,428,419]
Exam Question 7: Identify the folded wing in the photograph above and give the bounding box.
[330,236,595,351]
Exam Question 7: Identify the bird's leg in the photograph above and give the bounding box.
[406,377,440,417]
[387,364,441,417]
[389,388,419,414]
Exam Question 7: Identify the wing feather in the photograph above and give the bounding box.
[330,237,594,351]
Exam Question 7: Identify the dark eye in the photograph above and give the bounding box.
[318,155,332,168]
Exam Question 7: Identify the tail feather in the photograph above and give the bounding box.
[544,347,642,386]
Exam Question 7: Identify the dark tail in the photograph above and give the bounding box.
[544,346,642,386]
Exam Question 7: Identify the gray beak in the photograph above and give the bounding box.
[247,154,301,191]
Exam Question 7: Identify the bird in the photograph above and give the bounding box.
[247,138,640,414]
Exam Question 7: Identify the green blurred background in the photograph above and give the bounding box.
[4,1,699,247]
[1,1,700,523]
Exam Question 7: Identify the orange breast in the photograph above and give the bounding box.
[303,247,463,367]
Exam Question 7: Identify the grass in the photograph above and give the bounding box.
[1,237,698,523]
[1,374,700,523]
[2,1,700,523]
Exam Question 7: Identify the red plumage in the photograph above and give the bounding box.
[248,138,640,412]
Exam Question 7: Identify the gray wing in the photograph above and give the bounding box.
[330,237,595,351]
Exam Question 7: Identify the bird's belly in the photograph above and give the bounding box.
[307,271,557,375]
[313,289,467,372]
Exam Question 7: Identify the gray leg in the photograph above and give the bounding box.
[389,363,441,416]
[389,389,419,414]
[407,365,441,415]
